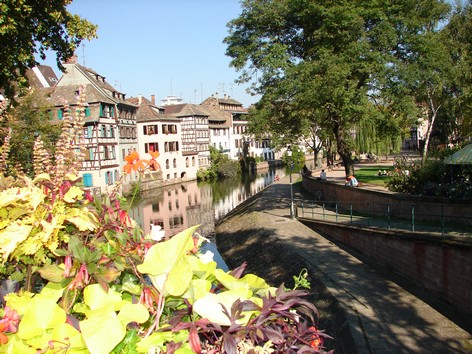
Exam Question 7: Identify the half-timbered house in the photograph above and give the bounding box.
[50,56,138,194]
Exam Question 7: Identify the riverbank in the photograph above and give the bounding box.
[215,172,472,353]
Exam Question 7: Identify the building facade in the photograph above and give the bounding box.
[50,56,138,193]
[131,95,198,184]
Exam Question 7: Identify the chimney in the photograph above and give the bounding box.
[65,54,78,64]
[138,94,142,105]
[151,95,155,105]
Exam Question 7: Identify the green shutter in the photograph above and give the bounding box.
[58,110,63,120]
[99,104,103,117]
[85,107,91,117]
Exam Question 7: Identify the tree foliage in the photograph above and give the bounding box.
[0,0,97,99]
[442,2,472,141]
[224,0,453,176]
[2,89,62,177]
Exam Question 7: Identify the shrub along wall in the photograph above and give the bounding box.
[302,177,472,227]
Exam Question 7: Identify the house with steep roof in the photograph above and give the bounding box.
[201,93,275,161]
[49,55,138,194]
[163,104,210,168]
[129,95,198,184]
[197,104,232,157]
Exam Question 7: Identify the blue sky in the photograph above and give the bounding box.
[39,0,257,107]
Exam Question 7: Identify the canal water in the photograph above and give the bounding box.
[128,166,287,270]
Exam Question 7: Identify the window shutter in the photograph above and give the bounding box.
[58,110,63,120]
[99,104,103,117]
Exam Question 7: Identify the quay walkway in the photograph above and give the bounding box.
[215,167,472,353]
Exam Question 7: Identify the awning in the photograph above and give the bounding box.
[443,144,472,165]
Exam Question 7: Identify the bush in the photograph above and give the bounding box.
[386,159,460,197]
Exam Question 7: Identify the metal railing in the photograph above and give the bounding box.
[297,199,472,237]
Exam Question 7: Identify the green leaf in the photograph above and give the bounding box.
[63,185,84,203]
[39,282,65,302]
[0,222,33,262]
[97,266,121,283]
[66,207,99,232]
[51,323,87,351]
[188,254,217,279]
[83,284,124,312]
[80,304,125,354]
[136,330,188,353]
[213,268,251,292]
[17,296,66,339]
[137,225,199,296]
[193,288,254,326]
[181,278,212,303]
[38,264,65,283]
[4,292,35,316]
[117,303,149,325]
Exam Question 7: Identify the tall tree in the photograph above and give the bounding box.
[0,0,97,100]
[225,0,451,176]
[442,1,472,142]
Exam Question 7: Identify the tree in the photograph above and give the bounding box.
[442,2,472,142]
[4,89,62,176]
[224,0,451,176]
[0,0,97,100]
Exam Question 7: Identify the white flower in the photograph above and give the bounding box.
[199,250,214,264]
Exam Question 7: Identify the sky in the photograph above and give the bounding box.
[39,0,258,107]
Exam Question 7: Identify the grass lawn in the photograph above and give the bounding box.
[355,165,395,186]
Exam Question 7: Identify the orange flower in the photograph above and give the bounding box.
[148,150,161,171]
[0,323,8,345]
[124,151,147,174]
[308,326,323,349]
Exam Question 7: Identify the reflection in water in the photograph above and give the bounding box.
[128,166,286,270]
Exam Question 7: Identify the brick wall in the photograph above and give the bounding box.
[302,177,472,227]
[300,218,472,316]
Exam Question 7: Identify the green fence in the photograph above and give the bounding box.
[297,199,472,237]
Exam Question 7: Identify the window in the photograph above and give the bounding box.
[100,104,115,118]
[166,159,170,169]
[84,148,94,161]
[173,158,177,168]
[84,125,93,139]
[145,125,157,135]
[145,143,159,153]
[186,157,189,167]
[192,157,195,166]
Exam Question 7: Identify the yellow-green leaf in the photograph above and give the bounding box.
[193,288,254,326]
[63,185,84,203]
[51,323,87,351]
[117,303,149,325]
[83,284,124,312]
[80,305,125,354]
[0,222,32,261]
[17,296,66,339]
[138,225,199,295]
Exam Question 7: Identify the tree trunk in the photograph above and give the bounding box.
[421,90,441,162]
[333,122,355,176]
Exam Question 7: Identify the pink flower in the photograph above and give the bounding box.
[0,306,20,333]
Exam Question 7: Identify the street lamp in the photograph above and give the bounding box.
[287,146,295,219]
